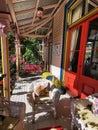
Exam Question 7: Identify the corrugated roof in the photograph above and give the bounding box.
[6,0,69,39]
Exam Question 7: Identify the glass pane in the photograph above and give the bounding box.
[68,27,82,72]
[88,0,98,12]
[88,4,95,11]
[71,2,83,23]
[83,17,98,80]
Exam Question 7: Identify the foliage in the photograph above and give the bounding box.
[8,33,43,72]
[7,33,43,91]
[8,33,15,55]
[20,38,42,64]
[8,33,16,89]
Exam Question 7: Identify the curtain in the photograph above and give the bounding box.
[70,28,79,62]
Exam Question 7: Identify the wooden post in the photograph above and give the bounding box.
[0,0,11,99]
[14,35,20,80]
[0,23,10,99]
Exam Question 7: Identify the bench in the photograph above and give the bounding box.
[24,64,42,73]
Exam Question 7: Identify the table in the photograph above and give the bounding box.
[0,116,21,130]
[71,98,98,130]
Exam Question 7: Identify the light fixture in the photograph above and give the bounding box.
[0,23,5,29]
[37,7,44,19]
[0,22,5,33]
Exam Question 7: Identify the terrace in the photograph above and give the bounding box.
[0,0,98,129]
[1,72,98,130]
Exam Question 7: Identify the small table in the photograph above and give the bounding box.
[71,98,98,130]
[0,116,20,130]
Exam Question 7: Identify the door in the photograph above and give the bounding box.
[65,24,83,95]
[65,12,98,98]
[79,15,98,98]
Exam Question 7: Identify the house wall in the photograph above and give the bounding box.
[44,45,48,69]
[50,5,65,79]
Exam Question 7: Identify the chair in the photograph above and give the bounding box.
[27,91,55,123]
[27,79,59,123]
[0,96,26,130]
[70,98,92,130]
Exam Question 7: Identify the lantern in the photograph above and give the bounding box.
[37,7,44,19]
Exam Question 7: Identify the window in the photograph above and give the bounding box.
[71,2,83,23]
[83,17,98,80]
[68,26,82,72]
[88,0,98,12]
[85,0,98,13]
[68,0,98,25]
[68,0,84,25]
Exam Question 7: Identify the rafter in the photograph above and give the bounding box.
[6,0,20,33]
[12,0,26,3]
[32,0,39,25]
[43,3,57,10]
[15,4,57,17]
[51,0,63,16]
[46,28,52,37]
[17,17,32,24]
[16,8,35,17]
[21,0,62,35]
[20,34,46,38]
[19,14,51,29]
[7,0,67,39]
[21,17,52,35]
[20,25,48,34]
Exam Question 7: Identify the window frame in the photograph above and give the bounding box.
[66,8,98,77]
[67,0,84,25]
[67,0,98,26]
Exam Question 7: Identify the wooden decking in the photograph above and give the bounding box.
[10,73,72,130]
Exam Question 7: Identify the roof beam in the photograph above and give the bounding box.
[32,0,39,25]
[15,4,57,17]
[16,8,35,17]
[18,18,32,24]
[20,34,46,38]
[21,0,62,35]
[46,28,52,37]
[20,25,48,34]
[6,0,20,33]
[8,0,68,39]
[43,3,57,10]
[12,0,26,3]
[20,17,52,34]
[19,14,51,28]
[51,0,63,16]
